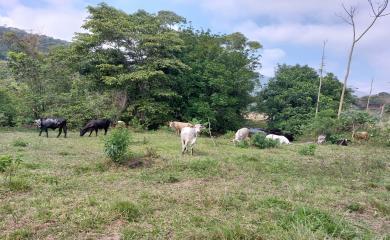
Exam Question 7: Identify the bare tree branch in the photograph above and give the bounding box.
[337,0,389,118]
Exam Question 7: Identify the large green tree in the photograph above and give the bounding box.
[174,30,261,131]
[72,3,188,128]
[257,64,353,135]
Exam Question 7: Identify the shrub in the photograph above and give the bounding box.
[12,138,28,147]
[222,130,235,140]
[104,128,131,163]
[0,155,23,184]
[113,201,141,222]
[298,144,316,156]
[236,140,249,148]
[251,133,278,149]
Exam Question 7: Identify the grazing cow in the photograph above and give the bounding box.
[336,138,349,146]
[35,118,67,138]
[80,119,111,137]
[353,131,369,141]
[169,121,193,135]
[181,124,204,155]
[266,134,290,144]
[268,128,294,142]
[233,128,250,144]
[116,120,126,128]
[317,134,326,144]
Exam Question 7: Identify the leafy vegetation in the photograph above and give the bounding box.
[257,65,354,135]
[250,133,279,149]
[104,128,131,163]
[298,144,317,156]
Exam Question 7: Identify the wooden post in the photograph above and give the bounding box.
[315,40,327,118]
[366,78,374,111]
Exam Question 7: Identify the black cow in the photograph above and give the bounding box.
[80,119,111,137]
[248,128,267,136]
[35,118,67,138]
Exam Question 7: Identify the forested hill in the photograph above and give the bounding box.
[0,26,68,60]
[357,92,390,109]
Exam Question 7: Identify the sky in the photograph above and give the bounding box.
[0,0,389,95]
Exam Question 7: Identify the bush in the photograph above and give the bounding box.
[236,140,249,148]
[250,133,278,149]
[112,201,141,222]
[104,128,131,163]
[298,144,316,156]
[12,138,28,147]
[222,130,235,140]
[0,155,23,186]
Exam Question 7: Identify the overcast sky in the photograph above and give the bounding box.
[1,0,389,95]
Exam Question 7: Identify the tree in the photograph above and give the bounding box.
[257,64,353,135]
[72,4,188,128]
[174,30,261,131]
[337,0,389,118]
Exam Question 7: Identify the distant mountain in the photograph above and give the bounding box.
[0,26,68,60]
[356,92,390,109]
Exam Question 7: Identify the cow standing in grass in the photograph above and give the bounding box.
[169,121,193,135]
[80,119,111,137]
[35,118,67,138]
[233,128,250,145]
[181,124,204,155]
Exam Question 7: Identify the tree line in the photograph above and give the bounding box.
[0,3,355,134]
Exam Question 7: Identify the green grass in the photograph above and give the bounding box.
[0,129,389,239]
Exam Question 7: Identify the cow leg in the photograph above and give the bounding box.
[63,125,67,138]
[95,129,98,137]
[39,129,43,136]
[89,129,93,137]
[57,127,62,138]
[45,128,49,138]
[104,128,108,135]
[181,140,187,155]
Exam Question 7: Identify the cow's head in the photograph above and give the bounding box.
[34,119,41,128]
[80,128,88,137]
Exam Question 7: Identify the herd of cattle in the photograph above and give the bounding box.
[33,118,370,155]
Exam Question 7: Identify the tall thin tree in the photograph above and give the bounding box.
[315,40,327,118]
[337,0,389,118]
[366,78,374,111]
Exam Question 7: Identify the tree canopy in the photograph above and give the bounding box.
[257,64,353,135]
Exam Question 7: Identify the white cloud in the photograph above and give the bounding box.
[0,0,87,41]
[260,48,286,76]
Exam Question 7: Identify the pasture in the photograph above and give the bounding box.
[0,129,389,239]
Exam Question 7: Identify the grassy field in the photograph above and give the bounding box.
[0,128,389,239]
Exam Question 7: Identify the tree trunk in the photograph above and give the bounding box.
[338,41,355,118]
[366,78,374,111]
[315,41,326,118]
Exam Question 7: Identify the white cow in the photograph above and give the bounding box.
[233,128,250,144]
[317,134,326,144]
[266,134,290,144]
[180,124,204,155]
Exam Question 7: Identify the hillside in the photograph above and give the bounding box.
[0,26,68,59]
[357,92,390,109]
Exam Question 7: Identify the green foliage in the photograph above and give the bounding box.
[307,109,338,136]
[104,128,131,163]
[0,155,23,185]
[12,138,28,147]
[236,140,250,148]
[250,133,279,149]
[346,202,364,213]
[281,207,358,239]
[339,110,375,132]
[222,130,235,140]
[257,65,354,135]
[298,144,317,156]
[112,201,141,222]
